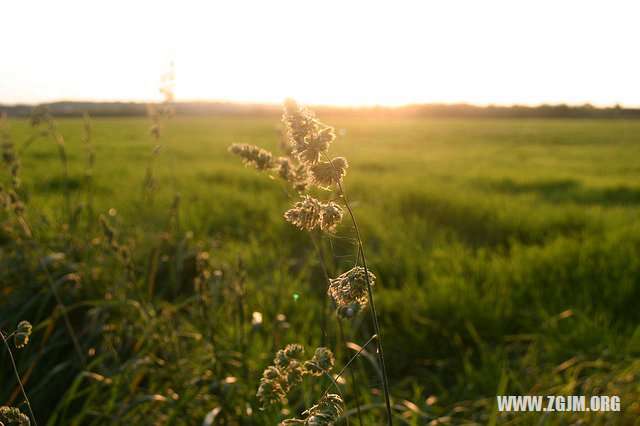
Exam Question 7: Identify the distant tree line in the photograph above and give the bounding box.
[1,101,639,119]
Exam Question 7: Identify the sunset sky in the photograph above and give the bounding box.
[2,0,639,106]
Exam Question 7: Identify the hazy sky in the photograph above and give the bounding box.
[2,0,639,106]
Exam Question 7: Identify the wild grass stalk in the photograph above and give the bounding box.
[30,108,74,230]
[230,99,393,423]
[282,99,392,423]
[330,167,393,424]
[1,321,36,426]
[142,62,175,202]
[1,115,87,371]
[14,199,88,372]
[309,233,363,425]
[81,113,96,231]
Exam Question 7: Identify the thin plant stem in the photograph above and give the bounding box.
[316,367,349,426]
[309,232,364,425]
[336,181,393,425]
[82,113,96,233]
[322,151,393,424]
[1,331,38,426]
[16,215,87,370]
[321,334,378,398]
[48,121,73,229]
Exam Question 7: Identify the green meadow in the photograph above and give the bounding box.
[2,115,640,424]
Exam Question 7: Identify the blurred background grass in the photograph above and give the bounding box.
[1,115,639,424]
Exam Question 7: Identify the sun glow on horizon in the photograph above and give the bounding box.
[2,0,640,107]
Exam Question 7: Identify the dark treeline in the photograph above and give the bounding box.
[1,100,639,119]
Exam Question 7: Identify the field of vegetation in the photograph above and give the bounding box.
[1,112,639,424]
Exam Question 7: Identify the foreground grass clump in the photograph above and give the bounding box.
[230,99,393,423]
[1,113,639,424]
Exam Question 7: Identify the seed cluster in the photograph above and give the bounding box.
[284,196,343,231]
[304,347,336,376]
[147,103,174,139]
[328,267,376,318]
[228,144,310,190]
[13,320,32,349]
[0,406,30,425]
[283,394,344,425]
[256,344,335,409]
[282,99,336,165]
[229,100,388,421]
[273,156,310,191]
[1,114,20,189]
[228,143,273,171]
[310,157,348,189]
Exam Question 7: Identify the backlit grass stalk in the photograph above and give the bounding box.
[1,322,37,426]
[82,113,96,231]
[31,107,73,229]
[229,117,367,421]
[329,155,393,424]
[1,118,87,371]
[284,99,393,424]
[15,210,87,372]
[230,99,393,423]
[309,232,363,425]
[142,62,175,200]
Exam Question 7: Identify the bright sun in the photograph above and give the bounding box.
[1,0,639,106]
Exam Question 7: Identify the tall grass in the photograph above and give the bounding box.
[229,99,397,423]
[1,112,639,424]
[1,320,36,425]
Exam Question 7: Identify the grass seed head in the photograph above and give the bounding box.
[283,394,344,425]
[284,196,323,230]
[274,157,310,191]
[310,157,348,189]
[0,406,30,425]
[258,344,307,409]
[228,143,273,171]
[328,267,376,318]
[257,344,335,410]
[1,115,21,189]
[147,103,174,139]
[304,347,335,376]
[276,343,305,365]
[29,105,49,126]
[282,99,335,165]
[13,320,32,349]
[256,378,286,408]
[319,202,343,231]
[99,214,115,244]
[284,196,343,231]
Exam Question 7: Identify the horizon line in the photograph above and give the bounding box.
[2,98,639,110]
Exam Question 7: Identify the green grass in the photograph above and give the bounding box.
[2,115,640,424]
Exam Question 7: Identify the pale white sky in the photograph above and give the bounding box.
[1,0,639,106]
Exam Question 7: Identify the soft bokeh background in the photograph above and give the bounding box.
[2,1,640,424]
[2,113,639,423]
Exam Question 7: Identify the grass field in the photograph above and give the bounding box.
[2,115,640,424]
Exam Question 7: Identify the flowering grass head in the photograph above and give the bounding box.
[283,394,344,425]
[256,344,335,409]
[304,347,335,376]
[13,320,32,349]
[283,99,335,165]
[284,196,343,231]
[274,156,310,191]
[328,267,376,318]
[231,99,392,421]
[147,103,174,139]
[1,114,21,188]
[310,157,348,189]
[228,143,273,171]
[0,406,31,426]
